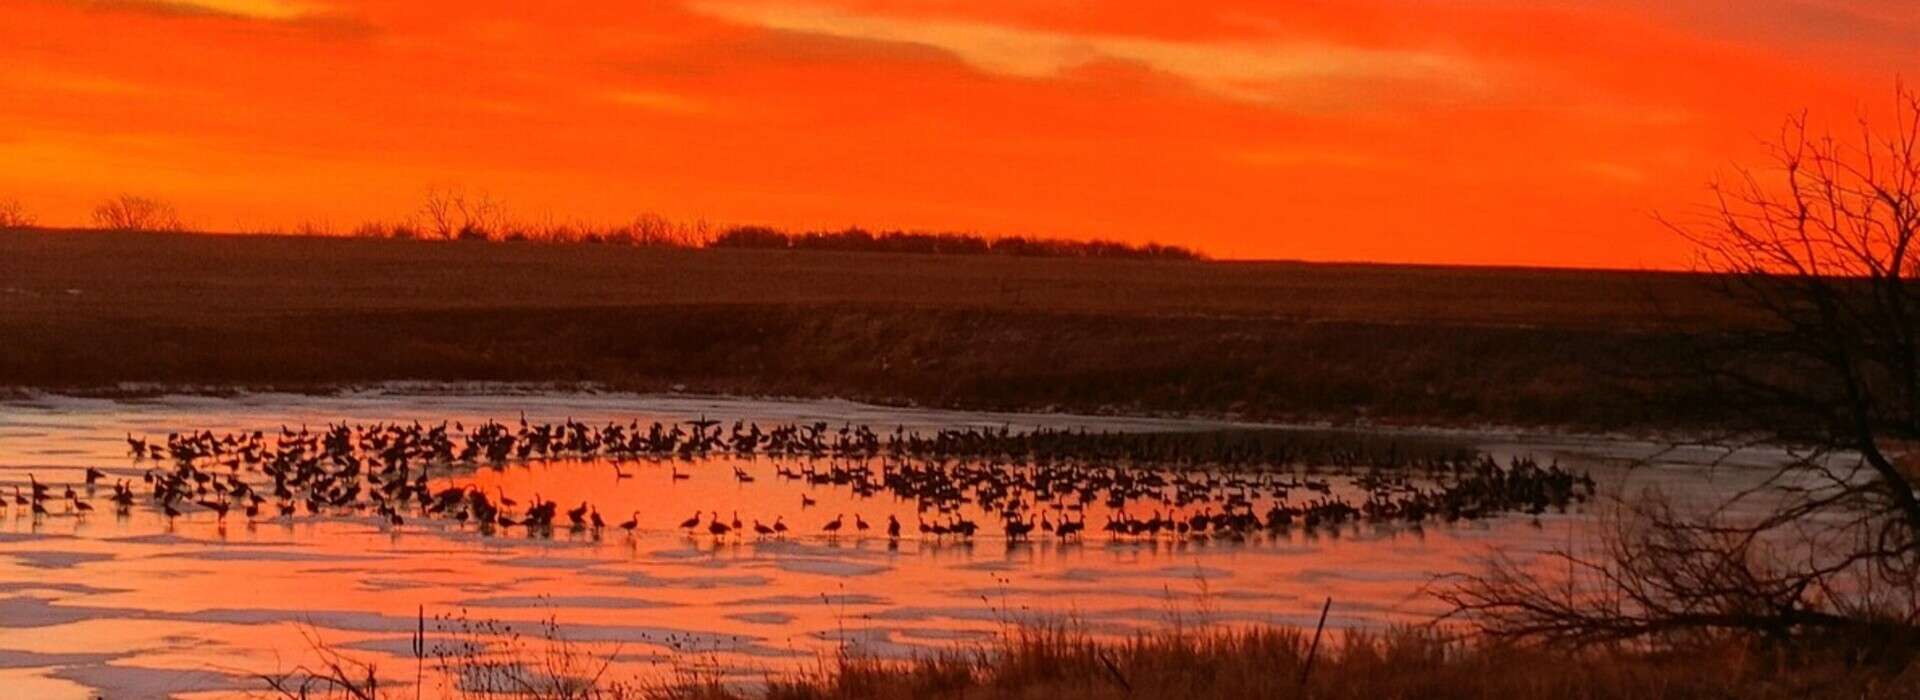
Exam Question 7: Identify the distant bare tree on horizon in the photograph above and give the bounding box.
[1443,85,1920,649]
[0,198,33,230]
[419,186,508,241]
[92,194,186,232]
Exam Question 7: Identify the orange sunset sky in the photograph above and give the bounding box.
[4,0,1918,267]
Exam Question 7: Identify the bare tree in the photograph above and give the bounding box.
[419,187,508,241]
[92,194,186,232]
[1443,86,1920,648]
[626,212,713,247]
[0,198,34,230]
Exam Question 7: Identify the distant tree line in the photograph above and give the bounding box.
[5,190,1205,261]
[710,225,1204,260]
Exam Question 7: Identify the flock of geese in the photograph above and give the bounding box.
[4,417,1596,544]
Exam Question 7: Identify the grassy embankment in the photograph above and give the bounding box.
[0,229,1746,430]
[742,627,1914,700]
[270,620,1919,700]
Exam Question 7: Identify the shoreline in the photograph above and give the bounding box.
[0,381,1797,470]
[1,229,1741,436]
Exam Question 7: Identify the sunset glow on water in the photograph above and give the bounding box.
[0,392,1783,698]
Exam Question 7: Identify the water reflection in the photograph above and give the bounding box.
[0,393,1786,699]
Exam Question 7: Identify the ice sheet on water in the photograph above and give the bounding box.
[7,551,114,569]
[156,549,391,563]
[719,593,889,607]
[457,594,679,610]
[769,558,891,577]
[726,612,795,625]
[0,650,121,669]
[47,662,248,700]
[587,568,772,589]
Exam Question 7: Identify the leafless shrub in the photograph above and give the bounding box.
[1439,494,1920,652]
[426,612,635,700]
[420,187,510,241]
[258,626,388,700]
[1442,84,1920,652]
[92,194,185,232]
[260,612,640,700]
[350,221,398,238]
[625,213,712,247]
[294,220,337,237]
[0,198,34,229]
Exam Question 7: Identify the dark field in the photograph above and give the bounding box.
[0,230,1739,429]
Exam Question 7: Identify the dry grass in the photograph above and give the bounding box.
[733,625,1920,700]
[266,619,1920,700]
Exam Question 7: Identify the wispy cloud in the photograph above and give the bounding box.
[62,0,375,36]
[690,1,1485,106]
[73,0,324,22]
[603,89,709,115]
[170,0,316,19]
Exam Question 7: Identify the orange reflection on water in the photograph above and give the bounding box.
[0,394,1722,699]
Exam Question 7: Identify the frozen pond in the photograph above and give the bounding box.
[0,391,1788,699]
